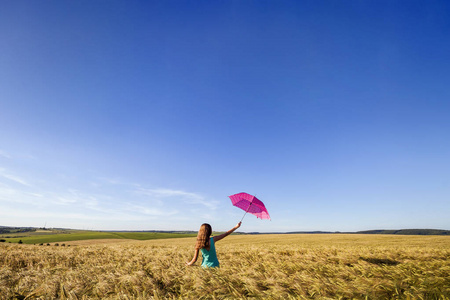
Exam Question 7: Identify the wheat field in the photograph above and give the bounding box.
[1,234,449,299]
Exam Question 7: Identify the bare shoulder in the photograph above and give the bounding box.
[213,234,225,243]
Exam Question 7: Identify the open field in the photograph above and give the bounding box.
[1,234,449,299]
[1,230,197,245]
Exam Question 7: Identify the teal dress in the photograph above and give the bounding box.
[200,237,220,268]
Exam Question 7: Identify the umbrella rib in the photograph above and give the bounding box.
[240,200,253,222]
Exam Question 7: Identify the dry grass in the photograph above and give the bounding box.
[1,234,449,299]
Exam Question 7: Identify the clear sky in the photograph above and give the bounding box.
[1,1,449,232]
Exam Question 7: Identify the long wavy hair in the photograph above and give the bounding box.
[195,223,212,250]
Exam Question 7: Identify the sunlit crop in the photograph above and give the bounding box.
[1,234,449,299]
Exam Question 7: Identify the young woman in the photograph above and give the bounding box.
[186,222,241,268]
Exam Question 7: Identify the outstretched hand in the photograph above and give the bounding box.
[235,222,242,229]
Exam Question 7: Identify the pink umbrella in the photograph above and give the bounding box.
[229,192,271,222]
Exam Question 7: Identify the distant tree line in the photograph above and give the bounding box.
[356,229,450,235]
[0,227,36,234]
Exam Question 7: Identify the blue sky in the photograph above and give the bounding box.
[1,1,449,232]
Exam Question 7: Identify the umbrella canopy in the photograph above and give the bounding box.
[229,192,270,220]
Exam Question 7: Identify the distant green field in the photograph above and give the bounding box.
[1,230,197,244]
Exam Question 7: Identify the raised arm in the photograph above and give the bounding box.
[186,248,199,266]
[213,222,241,243]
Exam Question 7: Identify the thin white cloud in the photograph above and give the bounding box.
[134,187,219,209]
[50,190,102,210]
[124,203,178,217]
[97,180,214,208]
[0,185,43,205]
[97,177,135,186]
[0,185,18,198]
[136,188,200,199]
[28,192,44,198]
[0,169,220,229]
[0,205,150,222]
[185,197,220,210]
[56,197,78,204]
[0,150,12,159]
[0,168,31,186]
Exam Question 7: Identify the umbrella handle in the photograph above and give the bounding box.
[240,211,248,222]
